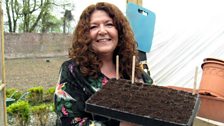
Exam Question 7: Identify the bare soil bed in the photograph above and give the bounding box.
[5,56,69,91]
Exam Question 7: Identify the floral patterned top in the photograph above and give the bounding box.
[54,59,153,126]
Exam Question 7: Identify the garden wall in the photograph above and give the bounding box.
[4,33,72,59]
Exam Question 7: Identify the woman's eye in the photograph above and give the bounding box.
[90,26,97,29]
[106,23,114,27]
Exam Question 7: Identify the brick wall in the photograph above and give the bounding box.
[4,33,72,59]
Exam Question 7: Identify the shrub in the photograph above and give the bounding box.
[43,87,55,103]
[7,101,30,126]
[28,86,44,105]
[6,88,22,100]
[6,88,16,98]
[7,86,56,125]
[31,104,52,126]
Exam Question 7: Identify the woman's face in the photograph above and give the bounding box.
[89,10,118,56]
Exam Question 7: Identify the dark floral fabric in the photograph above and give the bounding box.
[54,59,153,126]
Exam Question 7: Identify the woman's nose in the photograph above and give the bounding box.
[98,25,107,35]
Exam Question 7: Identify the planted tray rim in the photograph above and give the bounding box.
[85,92,200,126]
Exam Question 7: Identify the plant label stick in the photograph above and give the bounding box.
[193,66,198,95]
[116,55,119,80]
[131,56,136,84]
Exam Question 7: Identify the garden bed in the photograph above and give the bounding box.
[5,56,68,91]
[86,79,200,126]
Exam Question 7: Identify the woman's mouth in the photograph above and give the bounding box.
[96,38,111,42]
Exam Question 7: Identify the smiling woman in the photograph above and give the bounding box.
[54,2,153,126]
[89,10,118,61]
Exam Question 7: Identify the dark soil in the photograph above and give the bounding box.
[5,56,69,91]
[86,79,199,125]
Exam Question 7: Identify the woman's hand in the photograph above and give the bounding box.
[120,121,140,126]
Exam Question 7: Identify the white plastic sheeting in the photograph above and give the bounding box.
[143,0,224,88]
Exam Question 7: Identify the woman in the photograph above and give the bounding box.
[54,2,153,126]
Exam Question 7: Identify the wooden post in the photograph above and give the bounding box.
[127,0,142,5]
[0,0,7,125]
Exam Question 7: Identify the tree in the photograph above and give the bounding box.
[5,0,20,32]
[63,9,72,33]
[20,0,53,32]
[54,0,75,33]
[4,0,73,33]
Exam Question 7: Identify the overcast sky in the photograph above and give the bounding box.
[3,0,224,33]
[71,0,224,32]
[3,0,224,36]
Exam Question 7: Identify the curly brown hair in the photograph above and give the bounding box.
[69,2,142,79]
